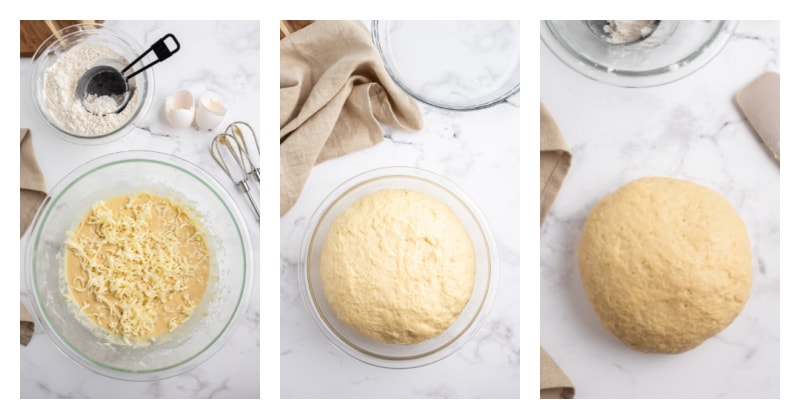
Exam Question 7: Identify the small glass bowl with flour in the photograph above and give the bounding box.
[29,23,155,144]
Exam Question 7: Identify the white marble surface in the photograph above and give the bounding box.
[280,21,520,398]
[540,20,779,398]
[19,20,260,398]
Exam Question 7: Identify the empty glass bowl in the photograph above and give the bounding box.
[372,20,520,110]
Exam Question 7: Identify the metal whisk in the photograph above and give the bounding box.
[225,121,260,183]
[210,133,260,222]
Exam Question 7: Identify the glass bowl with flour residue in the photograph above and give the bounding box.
[541,20,738,88]
[29,23,155,144]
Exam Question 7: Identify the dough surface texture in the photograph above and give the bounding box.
[320,189,475,344]
[578,177,752,353]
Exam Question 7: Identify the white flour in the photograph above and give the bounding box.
[82,93,123,116]
[603,20,657,44]
[43,42,139,137]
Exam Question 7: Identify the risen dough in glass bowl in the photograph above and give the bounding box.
[300,167,498,368]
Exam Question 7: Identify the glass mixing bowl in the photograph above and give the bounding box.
[299,167,498,368]
[24,151,254,381]
[372,20,520,110]
[541,20,738,87]
[28,23,155,144]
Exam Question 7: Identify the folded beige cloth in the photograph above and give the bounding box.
[541,347,575,399]
[540,103,572,225]
[280,20,423,215]
[540,104,574,398]
[20,128,47,237]
[21,128,47,346]
[736,71,780,161]
[21,302,35,346]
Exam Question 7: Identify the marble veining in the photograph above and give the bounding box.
[20,20,260,398]
[540,20,779,398]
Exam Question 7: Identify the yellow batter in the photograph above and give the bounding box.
[65,193,210,340]
[320,189,475,345]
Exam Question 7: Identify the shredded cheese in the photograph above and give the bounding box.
[65,193,210,340]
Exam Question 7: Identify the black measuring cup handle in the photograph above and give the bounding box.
[121,33,181,80]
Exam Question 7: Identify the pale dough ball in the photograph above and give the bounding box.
[320,189,475,344]
[578,177,752,353]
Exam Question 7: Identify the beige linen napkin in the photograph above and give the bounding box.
[736,71,780,161]
[21,302,35,346]
[280,20,423,215]
[541,347,575,399]
[540,103,572,225]
[20,128,47,237]
[20,128,47,345]
[540,103,575,398]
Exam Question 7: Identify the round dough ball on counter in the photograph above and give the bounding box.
[578,177,752,354]
[320,189,475,344]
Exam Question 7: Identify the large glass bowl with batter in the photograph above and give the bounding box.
[23,151,254,381]
[299,166,499,368]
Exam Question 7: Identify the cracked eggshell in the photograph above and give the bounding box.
[164,90,195,128]
[195,93,227,131]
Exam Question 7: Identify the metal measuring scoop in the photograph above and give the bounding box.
[77,33,180,115]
